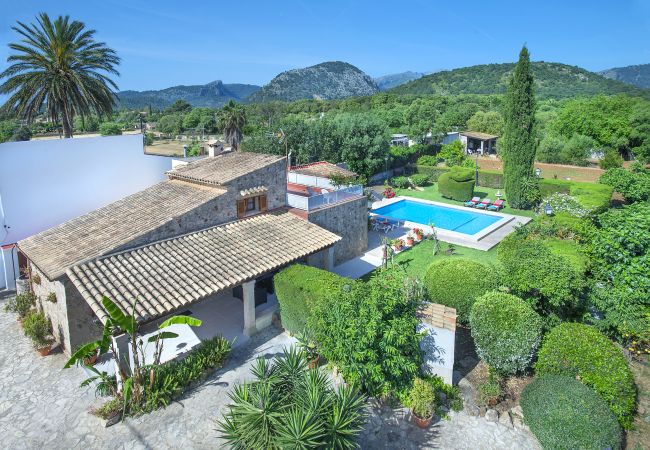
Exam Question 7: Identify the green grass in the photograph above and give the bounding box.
[393,184,536,218]
[364,239,499,281]
[544,238,589,273]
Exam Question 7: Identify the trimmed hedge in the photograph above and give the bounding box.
[410,173,430,187]
[274,265,349,334]
[534,323,636,428]
[521,375,623,450]
[469,292,543,375]
[415,165,449,182]
[438,166,475,201]
[477,170,504,189]
[539,178,572,196]
[423,259,499,324]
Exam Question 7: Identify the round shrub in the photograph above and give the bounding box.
[409,173,430,187]
[521,375,622,450]
[438,166,475,201]
[423,259,499,323]
[469,292,543,375]
[534,323,636,428]
[391,176,409,189]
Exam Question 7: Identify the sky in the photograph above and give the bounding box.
[0,0,649,92]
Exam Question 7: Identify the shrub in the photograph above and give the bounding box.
[599,167,650,203]
[534,323,636,428]
[309,271,423,396]
[408,377,435,419]
[539,178,572,197]
[99,122,122,136]
[469,292,543,375]
[521,375,622,450]
[541,193,589,217]
[477,170,504,189]
[4,292,36,319]
[390,145,419,167]
[599,149,624,169]
[438,166,475,201]
[409,173,430,186]
[416,155,438,167]
[423,259,499,324]
[391,176,409,189]
[217,347,366,449]
[415,165,449,182]
[437,140,467,167]
[23,311,51,348]
[274,265,349,335]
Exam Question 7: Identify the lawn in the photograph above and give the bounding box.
[364,239,499,281]
[392,184,537,218]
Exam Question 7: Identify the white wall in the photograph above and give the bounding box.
[0,134,172,289]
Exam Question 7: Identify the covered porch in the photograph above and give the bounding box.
[460,131,498,156]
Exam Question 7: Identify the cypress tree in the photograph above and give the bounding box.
[502,46,537,209]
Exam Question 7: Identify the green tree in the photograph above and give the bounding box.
[218,100,246,150]
[99,122,122,136]
[0,120,18,142]
[501,46,537,209]
[165,99,192,114]
[0,13,119,138]
[335,113,389,178]
[466,110,504,136]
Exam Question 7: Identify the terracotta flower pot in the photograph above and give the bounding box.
[412,412,433,428]
[308,354,320,369]
[406,237,415,246]
[36,344,52,357]
[84,353,98,366]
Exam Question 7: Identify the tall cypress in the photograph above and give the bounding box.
[502,46,537,209]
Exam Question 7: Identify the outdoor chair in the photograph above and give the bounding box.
[475,198,492,209]
[487,199,504,211]
[464,196,481,207]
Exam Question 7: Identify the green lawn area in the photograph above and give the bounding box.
[364,239,499,281]
[393,184,537,218]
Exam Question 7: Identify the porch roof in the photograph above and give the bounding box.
[66,210,341,324]
[460,131,498,141]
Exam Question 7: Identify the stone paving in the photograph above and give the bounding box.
[0,294,540,449]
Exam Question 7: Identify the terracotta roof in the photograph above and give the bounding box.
[19,180,226,279]
[167,151,284,186]
[240,186,268,197]
[290,161,356,179]
[419,303,457,332]
[67,211,341,324]
[460,131,498,140]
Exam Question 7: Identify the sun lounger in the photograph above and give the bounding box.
[464,196,481,207]
[475,198,491,209]
[487,199,504,211]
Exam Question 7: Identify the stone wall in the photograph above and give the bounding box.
[308,196,367,265]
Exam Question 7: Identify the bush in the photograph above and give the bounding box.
[390,145,419,168]
[309,271,423,396]
[274,265,348,335]
[438,140,467,167]
[4,292,36,319]
[599,149,624,169]
[477,170,503,189]
[217,347,366,449]
[423,259,499,324]
[469,292,543,375]
[407,377,435,419]
[416,155,438,167]
[599,167,650,203]
[23,311,51,348]
[438,166,475,201]
[415,165,449,182]
[521,376,622,450]
[409,173,430,187]
[539,178,572,197]
[391,176,410,189]
[534,323,636,428]
[99,122,123,136]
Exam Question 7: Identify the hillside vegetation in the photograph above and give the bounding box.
[600,63,650,89]
[391,62,650,99]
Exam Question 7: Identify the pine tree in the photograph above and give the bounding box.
[502,46,537,209]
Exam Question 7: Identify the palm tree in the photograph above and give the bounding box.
[217,100,246,150]
[0,13,119,138]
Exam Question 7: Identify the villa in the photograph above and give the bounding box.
[17,150,367,355]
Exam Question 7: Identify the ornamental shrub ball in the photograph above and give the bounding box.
[438,166,475,201]
[409,173,430,187]
[469,292,543,375]
[521,375,622,450]
[391,176,409,189]
[423,259,499,323]
[534,322,636,428]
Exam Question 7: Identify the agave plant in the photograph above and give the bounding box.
[217,347,367,449]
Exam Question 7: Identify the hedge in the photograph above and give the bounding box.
[415,165,449,182]
[534,323,636,428]
[477,170,504,189]
[438,167,475,201]
[539,179,572,196]
[274,265,349,335]
[469,292,543,375]
[423,259,500,324]
[521,375,622,450]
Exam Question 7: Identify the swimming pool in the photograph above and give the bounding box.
[373,199,502,235]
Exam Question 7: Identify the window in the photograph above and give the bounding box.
[237,194,269,218]
[246,197,256,211]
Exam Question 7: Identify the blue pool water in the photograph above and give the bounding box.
[373,200,501,235]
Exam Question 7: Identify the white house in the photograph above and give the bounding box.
[0,134,172,290]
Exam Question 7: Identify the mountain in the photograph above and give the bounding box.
[390,62,650,99]
[116,80,261,109]
[247,61,379,103]
[374,71,425,91]
[599,63,650,89]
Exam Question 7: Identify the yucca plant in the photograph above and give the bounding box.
[217,347,367,449]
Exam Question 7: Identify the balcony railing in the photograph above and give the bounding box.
[287,185,363,211]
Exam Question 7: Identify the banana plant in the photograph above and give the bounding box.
[65,296,202,419]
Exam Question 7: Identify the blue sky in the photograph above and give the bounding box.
[1,0,649,92]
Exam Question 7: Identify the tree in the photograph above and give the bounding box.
[99,122,122,136]
[0,13,119,138]
[466,110,504,136]
[501,46,537,209]
[165,99,192,114]
[218,100,246,150]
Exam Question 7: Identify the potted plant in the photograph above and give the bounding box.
[296,331,320,369]
[23,311,54,356]
[5,292,36,323]
[409,377,435,428]
[392,238,404,251]
[383,186,395,199]
[76,344,100,366]
[412,228,424,241]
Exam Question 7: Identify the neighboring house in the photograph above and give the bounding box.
[460,131,498,155]
[287,161,368,264]
[0,134,172,291]
[441,132,460,145]
[390,133,410,147]
[18,151,350,356]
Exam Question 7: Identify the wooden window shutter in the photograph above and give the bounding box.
[237,199,246,218]
[259,194,268,212]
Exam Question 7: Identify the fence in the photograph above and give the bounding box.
[286,185,363,211]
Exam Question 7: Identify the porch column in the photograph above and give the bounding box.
[480,140,484,155]
[324,247,334,272]
[243,280,257,337]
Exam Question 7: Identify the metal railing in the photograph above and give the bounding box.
[287,185,363,211]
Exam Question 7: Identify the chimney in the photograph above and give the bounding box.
[208,140,224,157]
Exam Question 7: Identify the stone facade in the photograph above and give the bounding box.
[307,196,368,264]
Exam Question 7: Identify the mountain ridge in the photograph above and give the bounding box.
[374,71,425,90]
[599,63,650,89]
